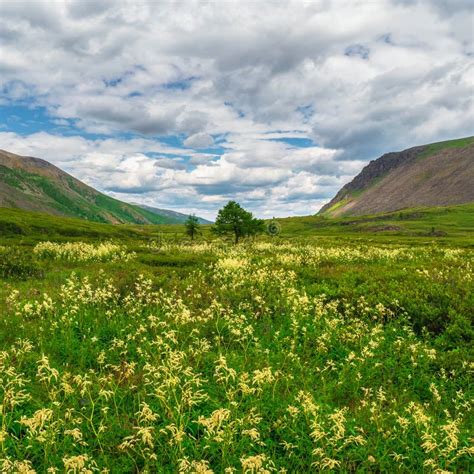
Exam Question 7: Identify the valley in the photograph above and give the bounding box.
[0,203,472,472]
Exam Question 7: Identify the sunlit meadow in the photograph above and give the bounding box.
[0,239,473,472]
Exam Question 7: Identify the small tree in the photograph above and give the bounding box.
[185,214,200,241]
[212,201,264,244]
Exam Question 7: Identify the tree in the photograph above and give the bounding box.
[212,201,264,244]
[185,214,200,241]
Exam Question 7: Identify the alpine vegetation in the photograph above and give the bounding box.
[1,238,472,472]
[33,241,135,263]
[1,0,473,471]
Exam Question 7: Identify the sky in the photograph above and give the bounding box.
[0,0,473,220]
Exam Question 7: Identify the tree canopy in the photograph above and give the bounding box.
[212,201,264,243]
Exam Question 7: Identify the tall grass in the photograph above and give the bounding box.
[1,240,472,472]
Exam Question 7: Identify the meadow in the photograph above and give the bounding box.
[0,207,473,473]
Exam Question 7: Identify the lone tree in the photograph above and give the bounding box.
[185,214,200,241]
[212,201,264,244]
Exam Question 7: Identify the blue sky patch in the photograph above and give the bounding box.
[162,76,198,90]
[270,137,315,148]
[1,105,59,135]
[344,44,370,59]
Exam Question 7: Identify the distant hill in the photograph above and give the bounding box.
[132,203,212,224]
[0,149,181,224]
[319,137,474,217]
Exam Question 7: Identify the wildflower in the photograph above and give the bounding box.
[214,355,237,384]
[198,408,231,442]
[286,405,299,417]
[430,383,441,402]
[36,355,59,384]
[136,402,158,423]
[64,428,83,442]
[19,408,54,440]
[1,459,36,473]
[136,426,154,448]
[161,423,186,446]
[240,454,268,473]
[252,367,275,386]
[63,454,94,473]
[179,458,214,473]
[315,458,340,470]
[421,433,438,453]
[242,428,260,441]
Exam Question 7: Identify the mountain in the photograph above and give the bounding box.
[132,203,212,224]
[319,137,474,217]
[0,149,182,224]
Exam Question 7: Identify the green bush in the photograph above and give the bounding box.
[0,248,44,280]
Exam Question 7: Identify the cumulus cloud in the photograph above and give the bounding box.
[0,0,472,218]
[184,132,214,149]
[153,157,186,170]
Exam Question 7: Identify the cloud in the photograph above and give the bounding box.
[153,157,186,170]
[67,0,114,19]
[0,0,472,218]
[0,130,353,219]
[184,132,214,148]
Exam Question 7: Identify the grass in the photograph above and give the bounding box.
[318,197,351,217]
[276,203,474,247]
[0,207,473,472]
[2,203,474,246]
[418,136,474,158]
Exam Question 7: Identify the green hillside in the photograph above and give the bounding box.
[0,149,180,225]
[277,203,474,246]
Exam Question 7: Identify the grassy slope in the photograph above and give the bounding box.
[276,203,474,246]
[0,208,191,244]
[0,164,178,225]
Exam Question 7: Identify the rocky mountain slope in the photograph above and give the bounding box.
[0,149,183,224]
[319,137,474,217]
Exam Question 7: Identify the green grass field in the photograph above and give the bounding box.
[0,206,473,472]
